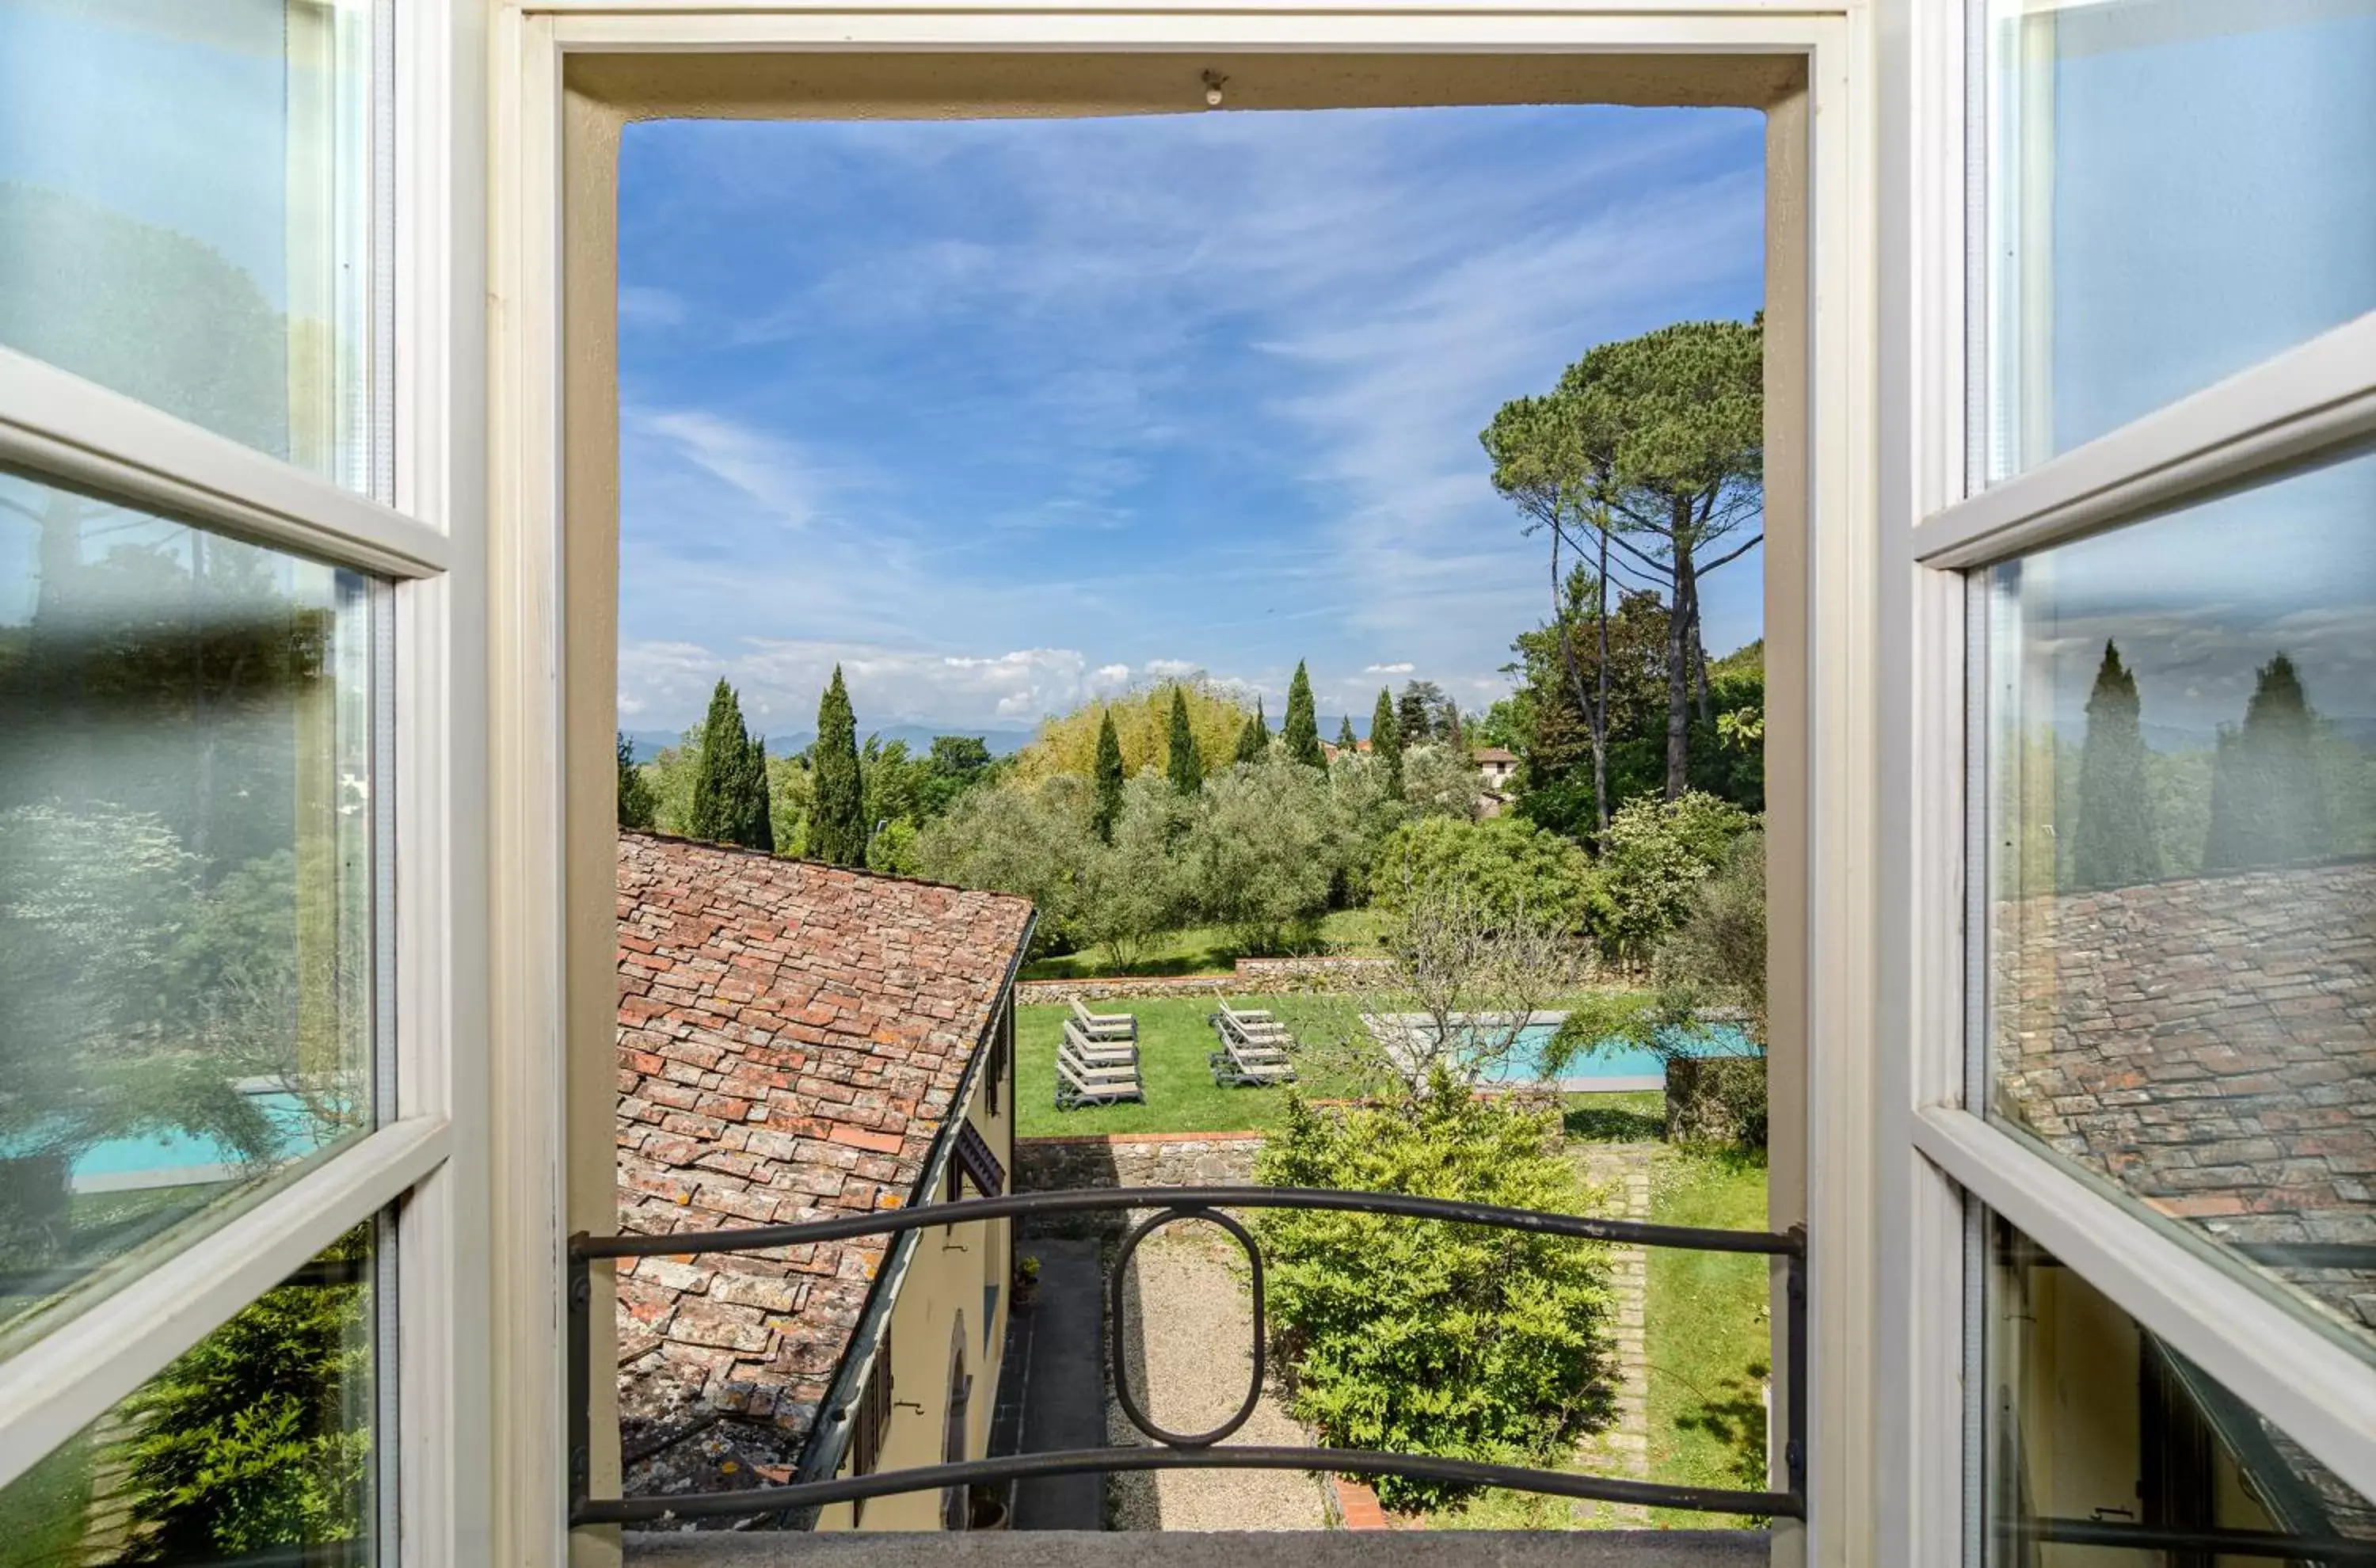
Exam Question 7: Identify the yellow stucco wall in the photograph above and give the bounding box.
[812,1005,1016,1532]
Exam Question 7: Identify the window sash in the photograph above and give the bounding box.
[1908,19,2376,1530]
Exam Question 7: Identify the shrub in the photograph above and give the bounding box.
[1370,815,1596,933]
[1254,1087,1618,1510]
[1588,790,1752,962]
[118,1227,374,1559]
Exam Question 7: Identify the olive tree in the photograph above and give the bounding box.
[1071,774,1197,970]
[1399,742,1486,820]
[1182,756,1338,953]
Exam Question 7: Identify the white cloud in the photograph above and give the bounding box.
[1365,661,1415,675]
[619,286,688,327]
[1094,663,1132,683]
[630,408,840,531]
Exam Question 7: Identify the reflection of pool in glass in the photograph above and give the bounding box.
[1472,1019,1757,1086]
[70,1091,329,1192]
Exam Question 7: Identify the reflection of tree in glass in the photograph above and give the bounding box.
[2072,641,2162,891]
[0,502,364,1262]
[2205,653,2336,871]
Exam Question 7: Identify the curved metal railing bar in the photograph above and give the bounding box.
[575,1443,1799,1528]
[569,1183,1807,1530]
[571,1185,1805,1261]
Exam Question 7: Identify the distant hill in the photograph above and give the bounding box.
[623,723,1037,764]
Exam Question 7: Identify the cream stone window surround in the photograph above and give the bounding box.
[489,7,1875,1566]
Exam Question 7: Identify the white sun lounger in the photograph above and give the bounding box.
[1068,997,1138,1043]
[1062,1018,1138,1068]
[1057,1037,1144,1109]
[1209,1003,1297,1087]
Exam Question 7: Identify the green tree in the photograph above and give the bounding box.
[1073,774,1197,970]
[912,776,1093,957]
[1370,815,1596,933]
[616,733,657,831]
[1484,317,1763,803]
[1369,687,1404,794]
[1183,757,1335,952]
[2203,653,2333,871]
[1255,1089,1616,1509]
[1166,685,1205,796]
[2072,641,2161,890]
[1283,660,1324,767]
[1590,790,1753,963]
[1236,697,1270,764]
[1336,714,1357,751]
[809,667,866,866]
[686,679,771,851]
[1092,709,1126,841]
[1396,680,1445,746]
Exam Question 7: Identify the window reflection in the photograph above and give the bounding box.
[0,1224,379,1565]
[1984,1212,2376,1567]
[1983,0,2376,477]
[0,471,378,1354]
[0,0,379,491]
[1984,451,2376,1359]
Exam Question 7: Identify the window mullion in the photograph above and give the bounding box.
[0,349,450,579]
[1913,1106,2376,1501]
[0,1116,449,1494]
[1913,309,2376,571]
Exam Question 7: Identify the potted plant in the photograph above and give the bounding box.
[1012,1253,1041,1307]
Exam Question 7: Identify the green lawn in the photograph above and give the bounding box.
[1015,996,1367,1136]
[1017,908,1391,982]
[1643,1145,1772,1528]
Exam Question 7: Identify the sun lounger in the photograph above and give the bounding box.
[1061,1018,1137,1068]
[1208,1003,1297,1087]
[1068,997,1138,1043]
[1056,1036,1144,1109]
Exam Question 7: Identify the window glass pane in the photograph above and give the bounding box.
[0,470,379,1356]
[0,1224,379,1566]
[1981,1210,2376,1566]
[1983,451,2376,1361]
[1982,0,2376,480]
[0,0,379,493]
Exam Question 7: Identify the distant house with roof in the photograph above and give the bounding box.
[1472,746,1518,817]
[612,831,1034,1531]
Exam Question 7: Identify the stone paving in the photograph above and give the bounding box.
[1570,1145,1655,1528]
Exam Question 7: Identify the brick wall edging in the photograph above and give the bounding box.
[1019,1131,1268,1147]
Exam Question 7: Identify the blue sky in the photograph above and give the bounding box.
[618,105,1770,738]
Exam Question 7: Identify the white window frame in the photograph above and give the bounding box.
[490,6,1879,1566]
[0,0,495,1558]
[1872,3,2376,1562]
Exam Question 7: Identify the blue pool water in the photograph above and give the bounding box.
[68,1091,327,1187]
[1472,1019,1756,1084]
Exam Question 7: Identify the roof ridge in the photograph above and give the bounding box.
[619,827,1034,906]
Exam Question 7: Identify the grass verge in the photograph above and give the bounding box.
[1018,908,1390,982]
[1643,1145,1772,1528]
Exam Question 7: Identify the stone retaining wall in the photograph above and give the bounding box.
[1016,1133,1266,1192]
[1015,956,1398,1007]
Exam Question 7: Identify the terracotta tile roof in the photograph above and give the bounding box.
[612,831,1034,1488]
[1472,746,1518,763]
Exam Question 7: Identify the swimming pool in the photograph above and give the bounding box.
[68,1090,337,1192]
[1469,1018,1757,1086]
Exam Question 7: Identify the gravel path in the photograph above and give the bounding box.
[1106,1222,1331,1532]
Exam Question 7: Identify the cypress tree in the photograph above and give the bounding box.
[1166,685,1205,795]
[1336,714,1357,751]
[2203,653,2331,871]
[811,666,866,866]
[1370,687,1404,794]
[1283,660,1323,767]
[1396,681,1433,746]
[1236,697,1269,765]
[1092,709,1126,841]
[616,732,657,831]
[687,679,755,845]
[2071,641,2158,890]
[734,735,775,852]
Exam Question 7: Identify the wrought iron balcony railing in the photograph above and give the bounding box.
[566,1185,1808,1530]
